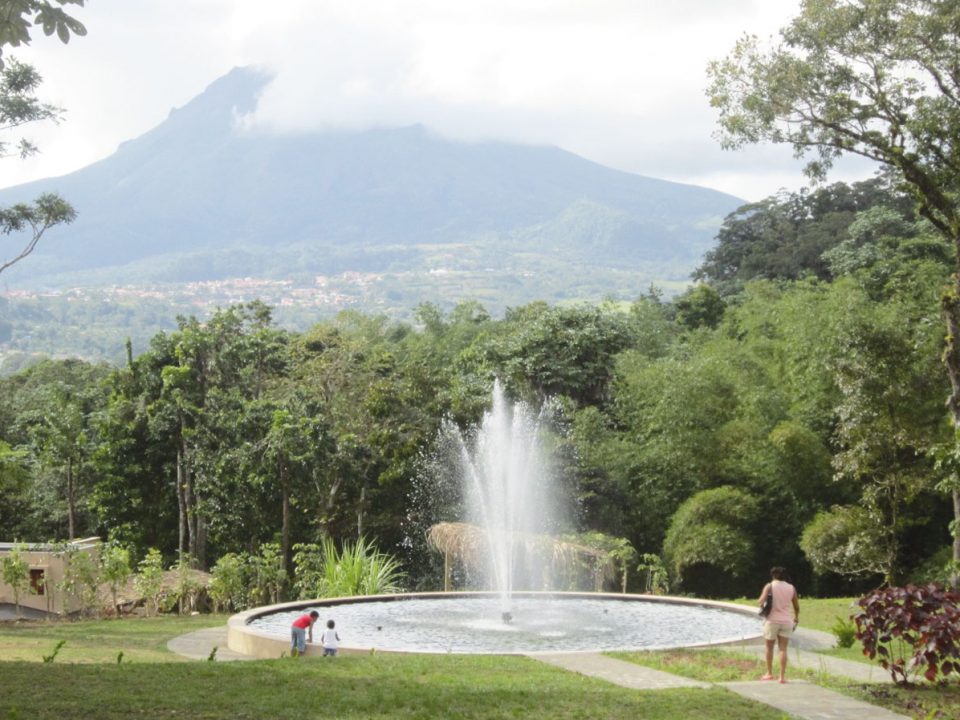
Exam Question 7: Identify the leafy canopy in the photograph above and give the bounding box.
[0,1,86,66]
[708,0,960,243]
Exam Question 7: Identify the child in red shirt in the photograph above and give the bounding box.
[290,610,319,657]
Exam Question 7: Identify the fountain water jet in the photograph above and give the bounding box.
[451,380,559,614]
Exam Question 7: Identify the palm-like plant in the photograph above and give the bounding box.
[310,536,404,598]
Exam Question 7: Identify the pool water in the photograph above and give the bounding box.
[248,595,761,654]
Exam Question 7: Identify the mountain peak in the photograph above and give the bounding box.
[0,67,742,291]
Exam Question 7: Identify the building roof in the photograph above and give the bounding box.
[0,537,101,552]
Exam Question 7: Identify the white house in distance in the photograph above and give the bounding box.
[0,537,101,616]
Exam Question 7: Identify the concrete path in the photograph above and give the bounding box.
[166,626,254,661]
[526,652,911,720]
[0,603,53,621]
[722,680,910,719]
[533,652,711,690]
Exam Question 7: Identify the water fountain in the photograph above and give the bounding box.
[228,382,762,656]
[436,380,564,615]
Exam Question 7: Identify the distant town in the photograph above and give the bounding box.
[2,272,388,313]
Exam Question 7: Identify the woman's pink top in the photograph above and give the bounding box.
[766,580,796,624]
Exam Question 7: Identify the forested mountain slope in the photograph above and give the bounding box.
[0,67,741,288]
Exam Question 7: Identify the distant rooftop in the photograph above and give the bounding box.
[0,537,100,552]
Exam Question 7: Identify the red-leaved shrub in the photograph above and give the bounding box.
[854,583,960,684]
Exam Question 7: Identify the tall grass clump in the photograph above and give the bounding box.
[294,536,404,598]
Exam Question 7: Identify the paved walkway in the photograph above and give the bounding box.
[721,679,909,719]
[526,651,910,720]
[534,652,711,690]
[166,626,254,661]
[0,603,53,621]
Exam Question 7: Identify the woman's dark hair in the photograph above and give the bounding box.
[770,566,787,580]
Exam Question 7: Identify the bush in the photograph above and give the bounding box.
[134,548,165,616]
[101,543,132,617]
[909,546,953,585]
[830,615,856,649]
[208,552,247,612]
[170,555,203,614]
[800,506,888,579]
[662,487,758,597]
[292,543,323,600]
[58,547,101,617]
[0,542,29,618]
[854,583,960,684]
[246,544,286,607]
[636,553,669,595]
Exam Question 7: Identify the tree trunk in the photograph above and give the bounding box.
[357,485,366,538]
[66,456,76,540]
[317,476,343,537]
[176,444,187,560]
[196,513,207,570]
[185,461,197,561]
[941,275,960,588]
[177,425,198,564]
[954,488,960,589]
[281,463,291,577]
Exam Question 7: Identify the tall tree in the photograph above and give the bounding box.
[0,1,85,274]
[708,0,960,582]
[488,303,639,408]
[695,178,914,294]
[92,333,181,557]
[5,359,108,539]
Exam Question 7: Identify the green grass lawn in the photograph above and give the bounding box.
[730,595,871,661]
[610,648,777,683]
[0,615,779,720]
[3,605,958,720]
[0,657,785,720]
[0,613,228,663]
[729,595,859,634]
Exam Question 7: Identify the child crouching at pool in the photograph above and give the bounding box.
[321,619,341,656]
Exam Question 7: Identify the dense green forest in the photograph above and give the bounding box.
[1,177,955,599]
[0,245,693,369]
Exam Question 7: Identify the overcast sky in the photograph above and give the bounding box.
[0,0,876,201]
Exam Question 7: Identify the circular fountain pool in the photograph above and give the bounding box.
[232,592,762,656]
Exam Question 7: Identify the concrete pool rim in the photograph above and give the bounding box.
[226,591,764,658]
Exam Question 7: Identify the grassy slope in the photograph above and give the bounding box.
[0,614,227,663]
[0,615,774,720]
[4,603,957,720]
[0,659,781,720]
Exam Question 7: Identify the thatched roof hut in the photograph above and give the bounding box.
[426,522,615,591]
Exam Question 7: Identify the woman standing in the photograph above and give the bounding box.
[758,566,800,683]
